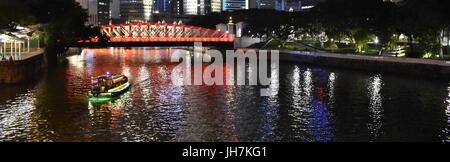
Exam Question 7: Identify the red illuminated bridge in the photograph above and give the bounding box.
[77,21,235,48]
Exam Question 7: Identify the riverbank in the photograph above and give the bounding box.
[274,49,450,79]
[0,50,47,84]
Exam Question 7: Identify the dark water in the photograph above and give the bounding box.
[0,48,449,142]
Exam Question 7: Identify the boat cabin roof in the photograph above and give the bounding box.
[93,74,125,79]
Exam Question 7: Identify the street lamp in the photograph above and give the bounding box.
[319,32,327,48]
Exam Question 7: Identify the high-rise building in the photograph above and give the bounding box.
[210,0,222,13]
[76,0,89,9]
[184,0,221,15]
[111,0,121,19]
[120,0,153,22]
[76,0,112,25]
[76,0,97,25]
[249,0,276,9]
[154,0,172,14]
[97,0,111,25]
[171,0,184,15]
[222,0,249,11]
[250,0,302,11]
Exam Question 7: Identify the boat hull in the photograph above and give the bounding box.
[88,82,130,102]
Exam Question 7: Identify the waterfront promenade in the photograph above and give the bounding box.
[279,49,450,79]
[0,49,46,84]
[240,48,450,79]
[281,50,450,67]
[1,49,45,61]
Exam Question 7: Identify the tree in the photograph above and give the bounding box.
[312,0,396,53]
[0,0,35,30]
[22,0,89,65]
[395,0,447,58]
[245,10,296,47]
[189,9,300,48]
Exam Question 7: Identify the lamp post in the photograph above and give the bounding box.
[14,40,16,60]
[319,32,326,48]
[19,42,21,60]
[3,41,6,60]
[27,38,30,52]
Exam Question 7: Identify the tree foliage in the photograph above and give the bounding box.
[0,0,35,30]
[190,0,450,57]
[0,0,96,64]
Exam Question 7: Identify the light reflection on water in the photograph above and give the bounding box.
[286,67,334,141]
[0,47,449,142]
[367,75,384,140]
[447,83,450,110]
[446,84,450,142]
[0,91,35,140]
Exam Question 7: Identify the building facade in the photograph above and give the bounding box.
[249,0,301,11]
[77,0,303,24]
[120,0,153,22]
[76,0,97,25]
[249,0,276,9]
[76,0,89,9]
[222,0,249,11]
[76,0,112,25]
[184,0,221,15]
[111,0,121,19]
[171,0,184,15]
[97,0,111,25]
[154,0,172,14]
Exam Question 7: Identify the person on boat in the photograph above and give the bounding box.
[90,74,129,97]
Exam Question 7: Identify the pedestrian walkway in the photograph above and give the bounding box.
[1,49,44,61]
[280,49,450,67]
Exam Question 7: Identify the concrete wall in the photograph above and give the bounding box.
[0,53,47,84]
[279,51,450,79]
[234,37,261,48]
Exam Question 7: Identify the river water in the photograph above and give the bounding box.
[0,47,449,142]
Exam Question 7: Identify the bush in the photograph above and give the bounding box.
[405,45,424,58]
[324,41,339,49]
